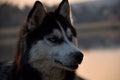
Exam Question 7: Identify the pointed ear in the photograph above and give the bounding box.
[56,0,72,23]
[27,1,46,31]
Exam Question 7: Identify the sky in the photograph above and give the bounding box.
[0,0,118,9]
[0,0,96,9]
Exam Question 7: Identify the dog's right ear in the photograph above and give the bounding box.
[27,1,46,31]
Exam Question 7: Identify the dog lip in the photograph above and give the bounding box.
[66,64,78,70]
[54,59,63,65]
[78,60,82,64]
[54,60,79,70]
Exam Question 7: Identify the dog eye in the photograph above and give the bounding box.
[47,36,59,43]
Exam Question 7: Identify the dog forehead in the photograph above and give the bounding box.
[43,13,76,35]
[26,13,76,42]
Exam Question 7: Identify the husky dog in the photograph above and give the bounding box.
[0,0,84,80]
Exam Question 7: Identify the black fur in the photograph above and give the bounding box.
[13,64,42,80]
[0,63,42,80]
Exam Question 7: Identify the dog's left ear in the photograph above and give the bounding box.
[27,1,46,31]
[56,0,72,23]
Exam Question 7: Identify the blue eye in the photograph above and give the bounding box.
[47,36,58,43]
[47,36,63,44]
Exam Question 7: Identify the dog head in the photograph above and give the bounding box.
[22,0,83,71]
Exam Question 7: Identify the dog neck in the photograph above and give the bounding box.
[32,61,75,80]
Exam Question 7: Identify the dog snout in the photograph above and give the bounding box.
[73,52,84,64]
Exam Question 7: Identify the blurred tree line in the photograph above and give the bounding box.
[0,3,57,27]
[0,4,30,27]
[0,1,120,27]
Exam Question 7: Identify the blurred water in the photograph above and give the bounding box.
[77,48,120,80]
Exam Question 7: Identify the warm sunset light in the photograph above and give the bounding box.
[0,0,96,9]
[0,0,120,80]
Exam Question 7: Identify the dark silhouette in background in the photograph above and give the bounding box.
[0,1,120,27]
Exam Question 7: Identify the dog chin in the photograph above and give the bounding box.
[54,60,78,71]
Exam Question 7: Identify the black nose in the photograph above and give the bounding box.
[74,52,84,64]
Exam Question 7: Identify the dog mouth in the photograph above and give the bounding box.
[54,60,79,70]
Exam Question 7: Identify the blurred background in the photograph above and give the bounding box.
[0,0,120,80]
